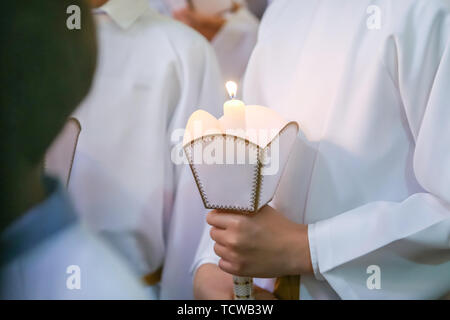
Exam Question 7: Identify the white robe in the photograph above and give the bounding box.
[194,0,450,299]
[69,0,224,299]
[149,0,259,90]
[211,5,259,86]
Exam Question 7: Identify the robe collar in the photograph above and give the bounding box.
[95,0,150,30]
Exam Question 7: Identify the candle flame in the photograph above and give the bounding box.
[226,81,237,99]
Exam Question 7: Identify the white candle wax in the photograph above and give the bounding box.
[223,81,246,131]
[223,98,246,131]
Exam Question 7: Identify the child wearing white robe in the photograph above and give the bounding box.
[0,0,148,300]
[193,0,450,299]
[150,0,259,94]
[69,0,225,299]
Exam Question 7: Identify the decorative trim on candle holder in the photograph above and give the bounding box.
[183,122,299,214]
[250,154,262,212]
[233,275,253,300]
[184,142,209,207]
[184,134,261,213]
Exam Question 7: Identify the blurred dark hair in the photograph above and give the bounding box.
[0,0,97,166]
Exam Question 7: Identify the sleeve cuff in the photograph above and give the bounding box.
[190,257,220,277]
[307,223,326,281]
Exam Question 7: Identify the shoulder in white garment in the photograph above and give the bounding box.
[0,177,149,300]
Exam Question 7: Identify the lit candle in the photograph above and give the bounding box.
[223,81,246,131]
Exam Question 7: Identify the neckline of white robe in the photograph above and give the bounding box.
[95,0,151,29]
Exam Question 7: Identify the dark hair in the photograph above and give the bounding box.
[0,0,97,165]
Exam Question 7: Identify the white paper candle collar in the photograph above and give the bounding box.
[183,81,300,300]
